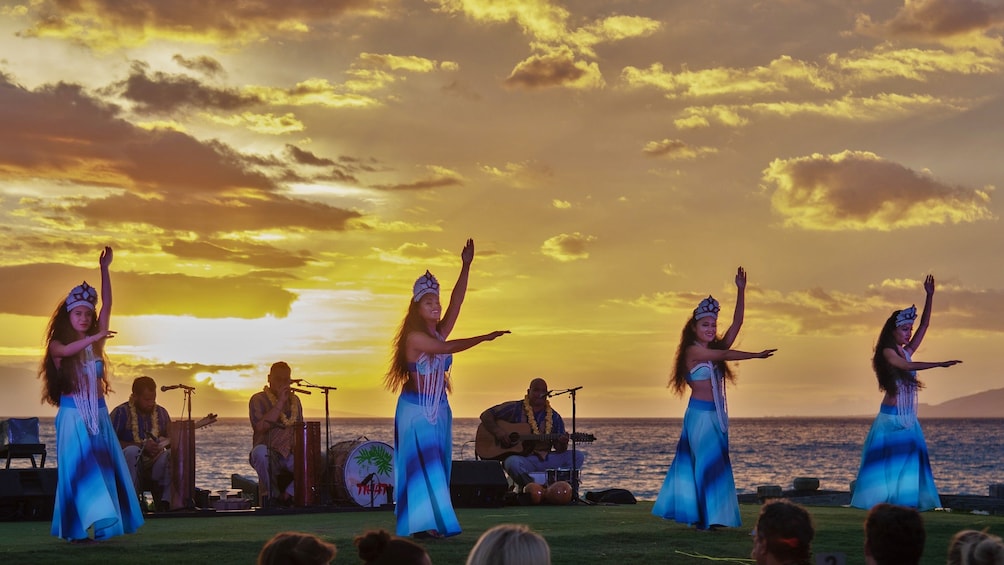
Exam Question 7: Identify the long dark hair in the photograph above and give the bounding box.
[38,300,110,406]
[872,310,921,396]
[755,500,814,565]
[668,316,736,396]
[384,298,451,393]
[355,529,428,565]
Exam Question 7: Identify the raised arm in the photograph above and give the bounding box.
[438,239,474,339]
[883,348,960,371]
[97,246,113,333]
[906,275,934,354]
[720,266,746,348]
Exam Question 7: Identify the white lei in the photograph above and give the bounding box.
[414,350,450,425]
[895,347,919,429]
[70,345,102,436]
[711,364,729,434]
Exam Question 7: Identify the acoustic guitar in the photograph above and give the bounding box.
[155,413,218,449]
[475,421,596,461]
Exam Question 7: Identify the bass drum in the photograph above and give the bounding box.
[328,440,394,507]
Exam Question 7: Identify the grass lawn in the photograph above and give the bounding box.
[0,502,1001,564]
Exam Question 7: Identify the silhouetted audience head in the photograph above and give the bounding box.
[948,530,1004,565]
[466,523,551,565]
[750,499,814,565]
[257,531,337,565]
[864,503,925,565]
[355,529,431,565]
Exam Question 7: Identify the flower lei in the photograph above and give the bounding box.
[523,395,553,435]
[129,398,159,442]
[264,386,301,425]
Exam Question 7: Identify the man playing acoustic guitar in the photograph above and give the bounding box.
[110,376,173,511]
[478,378,586,490]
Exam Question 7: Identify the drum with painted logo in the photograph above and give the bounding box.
[328,439,394,507]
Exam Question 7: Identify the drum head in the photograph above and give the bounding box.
[332,441,394,507]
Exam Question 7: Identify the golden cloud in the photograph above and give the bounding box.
[642,139,718,160]
[621,56,834,99]
[541,232,596,262]
[18,0,387,50]
[762,150,995,231]
[676,92,967,129]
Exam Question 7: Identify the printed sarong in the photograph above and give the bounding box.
[51,396,144,541]
[652,397,740,528]
[850,403,941,510]
[393,391,461,537]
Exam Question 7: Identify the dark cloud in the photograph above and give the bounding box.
[857,0,1004,39]
[505,51,589,89]
[0,263,297,318]
[370,176,462,191]
[172,54,226,78]
[286,145,337,167]
[0,75,275,194]
[763,150,994,231]
[115,62,260,114]
[164,239,315,269]
[60,192,361,234]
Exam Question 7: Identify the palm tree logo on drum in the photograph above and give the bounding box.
[354,445,393,476]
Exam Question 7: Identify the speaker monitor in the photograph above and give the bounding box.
[0,468,57,521]
[450,460,508,508]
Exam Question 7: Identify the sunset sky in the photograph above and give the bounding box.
[1,0,1002,422]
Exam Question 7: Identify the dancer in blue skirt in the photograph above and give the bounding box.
[40,247,144,543]
[385,238,509,539]
[653,267,776,530]
[851,275,961,511]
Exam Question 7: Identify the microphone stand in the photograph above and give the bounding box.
[548,386,590,505]
[301,382,337,506]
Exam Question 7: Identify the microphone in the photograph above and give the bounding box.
[161,384,195,392]
[361,472,376,486]
[290,379,304,384]
[290,387,311,395]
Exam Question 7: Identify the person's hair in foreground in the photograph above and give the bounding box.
[257,531,337,565]
[355,529,431,565]
[948,529,1004,565]
[864,503,925,565]
[466,523,551,565]
[750,500,814,565]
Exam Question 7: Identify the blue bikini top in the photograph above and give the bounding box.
[687,362,715,382]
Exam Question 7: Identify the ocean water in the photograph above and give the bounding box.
[21,417,1004,501]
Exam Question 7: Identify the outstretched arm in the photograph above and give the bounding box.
[408,329,510,357]
[48,332,114,360]
[907,275,934,353]
[720,266,746,348]
[883,348,960,371]
[439,238,474,339]
[688,344,776,364]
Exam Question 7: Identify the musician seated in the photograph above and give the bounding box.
[110,376,172,511]
[249,361,303,507]
[478,378,585,490]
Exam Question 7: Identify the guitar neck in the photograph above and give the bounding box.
[519,433,565,442]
